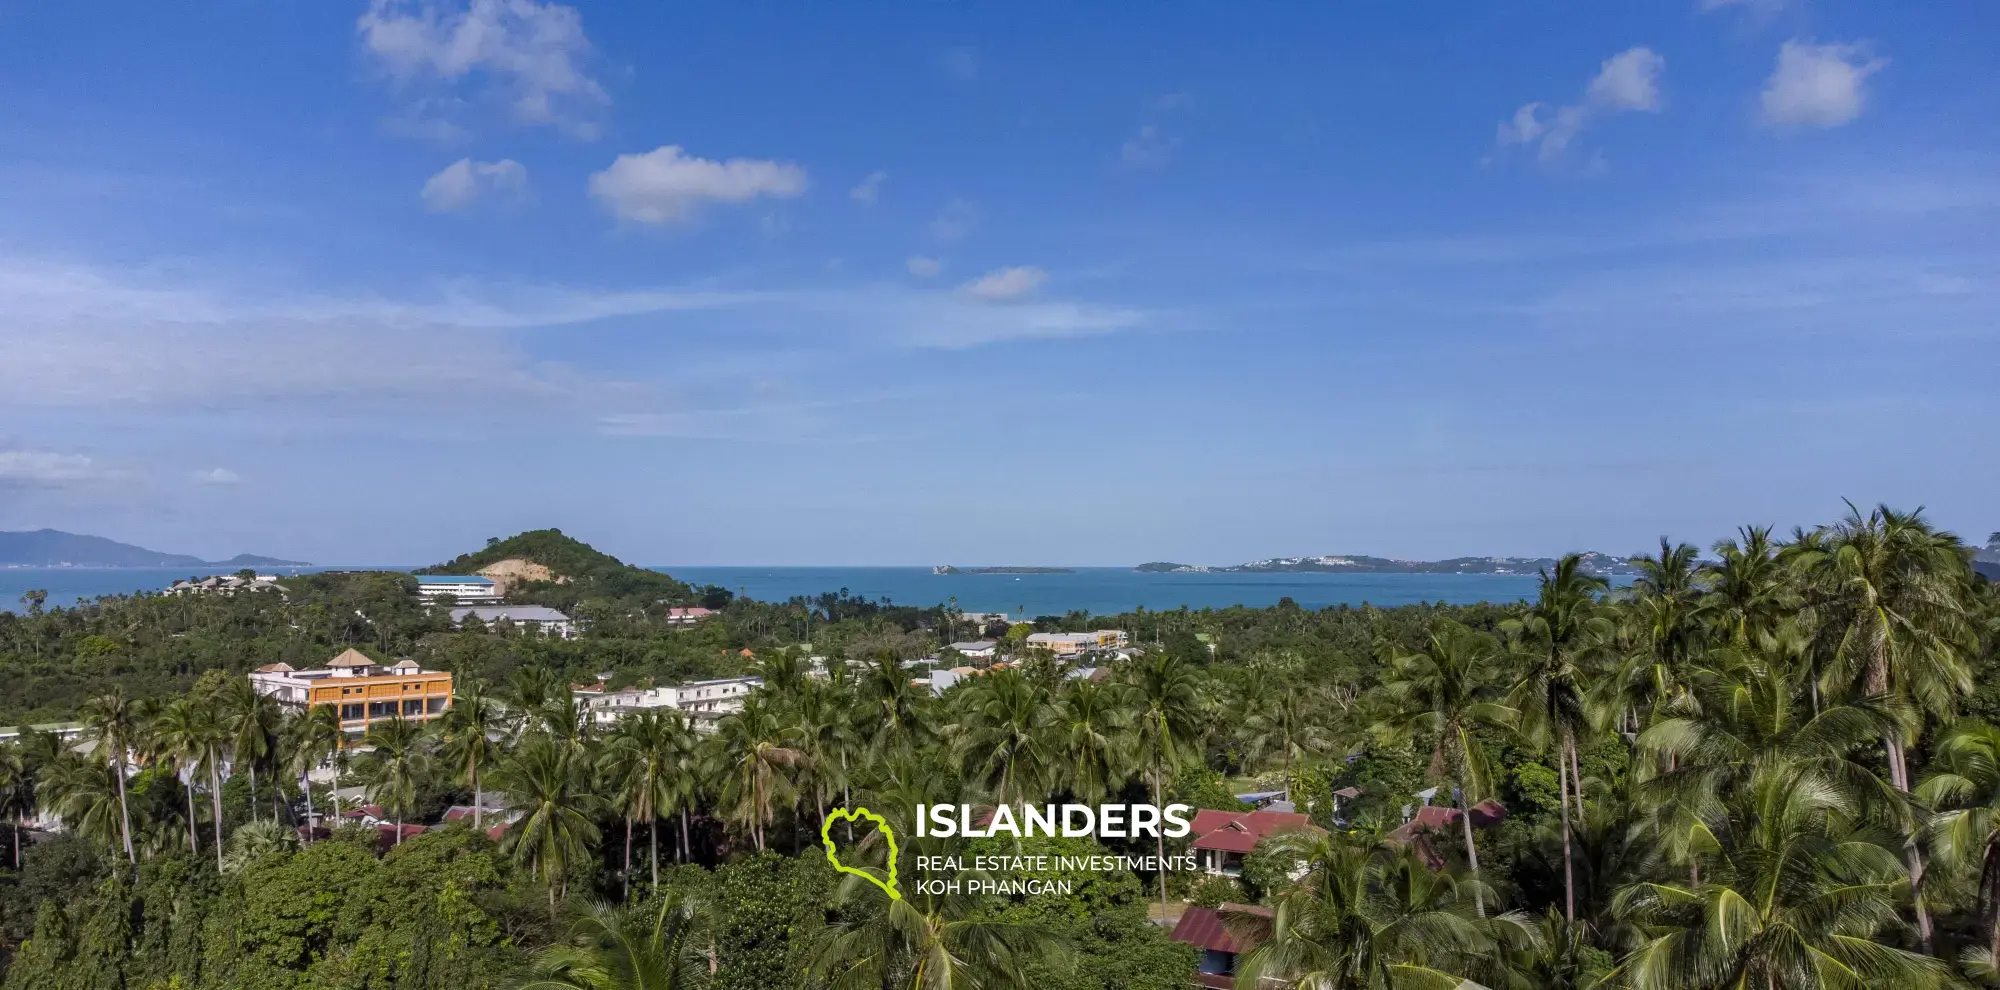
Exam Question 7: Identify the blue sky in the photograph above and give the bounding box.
[0,1,1994,566]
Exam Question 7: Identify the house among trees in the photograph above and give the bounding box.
[1188,807,1315,876]
[413,574,501,603]
[448,604,576,638]
[1170,903,1272,988]
[248,648,453,738]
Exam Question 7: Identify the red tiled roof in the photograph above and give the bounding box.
[1188,809,1313,853]
[1170,904,1271,954]
[486,823,508,841]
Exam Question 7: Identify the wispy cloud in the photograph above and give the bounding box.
[929,198,979,243]
[420,157,528,211]
[849,170,888,205]
[1493,47,1666,167]
[0,447,129,490]
[357,0,607,138]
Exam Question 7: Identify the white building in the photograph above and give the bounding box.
[575,676,763,731]
[449,605,575,638]
[168,574,282,595]
[661,606,716,626]
[414,574,501,603]
[948,640,998,660]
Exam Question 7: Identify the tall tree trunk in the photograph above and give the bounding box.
[1460,784,1484,918]
[113,753,135,863]
[1558,743,1575,923]
[1567,734,1587,825]
[472,765,482,832]
[184,772,200,854]
[1885,737,1934,951]
[247,764,258,824]
[209,762,225,869]
[651,812,660,888]
[681,808,691,862]
[623,816,633,901]
[395,813,403,846]
[302,778,316,845]
[1155,765,1169,923]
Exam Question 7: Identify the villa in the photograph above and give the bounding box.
[249,648,453,739]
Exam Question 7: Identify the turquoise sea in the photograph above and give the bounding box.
[0,565,1589,616]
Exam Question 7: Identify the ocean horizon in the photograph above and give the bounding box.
[0,564,1589,616]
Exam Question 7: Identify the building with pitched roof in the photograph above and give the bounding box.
[1188,808,1316,876]
[249,648,452,739]
[1170,903,1272,988]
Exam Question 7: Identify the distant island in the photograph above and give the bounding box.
[0,529,309,569]
[932,565,1075,575]
[1135,551,1639,577]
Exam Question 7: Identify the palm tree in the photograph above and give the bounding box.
[0,744,27,868]
[220,679,280,823]
[493,735,605,910]
[1610,767,1952,990]
[356,715,431,845]
[79,688,143,863]
[1701,525,1790,648]
[290,704,343,840]
[603,710,684,895]
[1235,663,1329,805]
[712,695,803,852]
[1132,652,1203,921]
[1231,830,1517,990]
[953,667,1056,806]
[1505,554,1609,922]
[149,695,223,857]
[1915,720,2000,969]
[514,893,712,990]
[786,678,856,840]
[1054,678,1132,804]
[222,818,298,873]
[810,837,1067,989]
[1375,620,1516,917]
[860,651,934,761]
[39,751,129,855]
[439,680,505,831]
[1789,502,1976,948]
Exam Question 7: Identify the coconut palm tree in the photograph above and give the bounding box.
[148,695,221,858]
[356,715,431,845]
[953,667,1056,806]
[1132,652,1204,921]
[79,688,143,862]
[1375,620,1516,917]
[38,751,129,855]
[1610,766,1952,990]
[602,709,684,895]
[1231,830,1516,990]
[1235,663,1331,805]
[861,651,934,760]
[786,677,857,839]
[1054,678,1132,805]
[1915,720,2000,970]
[1701,525,1790,649]
[219,678,280,823]
[0,741,41,869]
[494,734,605,910]
[289,704,343,840]
[1788,502,1976,948]
[439,680,505,831]
[514,893,713,990]
[712,695,803,852]
[222,818,299,873]
[1505,554,1610,922]
[810,836,1067,989]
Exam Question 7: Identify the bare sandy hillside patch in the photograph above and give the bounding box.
[477,558,569,595]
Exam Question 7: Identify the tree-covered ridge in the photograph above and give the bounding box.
[0,503,1996,990]
[419,529,697,609]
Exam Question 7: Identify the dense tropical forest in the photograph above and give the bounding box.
[0,507,1997,989]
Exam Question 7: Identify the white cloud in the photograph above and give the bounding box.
[196,468,242,486]
[0,449,118,490]
[906,256,943,278]
[588,146,808,224]
[1760,40,1885,128]
[1585,47,1666,112]
[961,266,1047,301]
[1495,46,1666,165]
[929,198,979,243]
[357,0,606,137]
[849,170,888,204]
[420,157,528,211]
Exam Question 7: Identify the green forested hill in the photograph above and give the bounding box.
[419,528,696,607]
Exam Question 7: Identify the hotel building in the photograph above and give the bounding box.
[249,648,453,739]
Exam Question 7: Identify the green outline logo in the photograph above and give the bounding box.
[821,807,901,901]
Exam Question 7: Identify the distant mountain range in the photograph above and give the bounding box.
[1136,551,1641,577]
[0,530,308,569]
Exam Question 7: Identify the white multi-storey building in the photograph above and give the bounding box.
[574,676,763,731]
[414,575,501,603]
[449,605,576,638]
